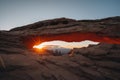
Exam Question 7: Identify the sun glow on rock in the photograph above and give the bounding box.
[23,32,120,49]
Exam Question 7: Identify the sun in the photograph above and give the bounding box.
[33,44,46,54]
[33,44,45,49]
[33,42,48,50]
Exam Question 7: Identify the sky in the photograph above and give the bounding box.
[0,0,119,48]
[0,0,120,30]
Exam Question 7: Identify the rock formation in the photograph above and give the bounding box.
[9,16,120,48]
[0,16,120,80]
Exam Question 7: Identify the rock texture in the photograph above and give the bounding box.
[10,16,120,37]
[0,16,120,80]
[9,16,120,48]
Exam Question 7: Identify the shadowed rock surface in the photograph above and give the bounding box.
[10,17,120,37]
[0,16,120,80]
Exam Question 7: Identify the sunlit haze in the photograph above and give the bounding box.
[33,40,99,49]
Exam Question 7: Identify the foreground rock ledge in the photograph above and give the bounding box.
[0,42,120,80]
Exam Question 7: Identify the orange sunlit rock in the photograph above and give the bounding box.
[22,32,120,49]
